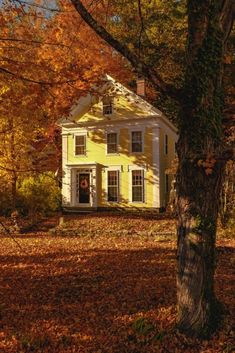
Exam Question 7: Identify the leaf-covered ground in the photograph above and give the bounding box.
[0,213,234,353]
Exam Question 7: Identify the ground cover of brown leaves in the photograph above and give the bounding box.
[0,213,234,353]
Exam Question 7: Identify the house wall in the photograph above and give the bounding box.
[76,96,153,123]
[61,81,178,210]
[159,127,177,207]
[64,125,159,208]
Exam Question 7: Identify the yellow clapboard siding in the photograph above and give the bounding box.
[67,127,155,208]
[60,75,178,209]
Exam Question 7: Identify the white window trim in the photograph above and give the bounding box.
[128,165,146,203]
[74,131,88,156]
[105,165,122,203]
[129,127,145,154]
[106,130,120,155]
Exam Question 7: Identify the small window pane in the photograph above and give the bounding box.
[108,170,119,202]
[132,170,144,202]
[107,133,117,154]
[75,135,86,155]
[132,131,142,152]
[103,96,113,115]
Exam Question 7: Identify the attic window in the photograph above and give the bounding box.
[103,96,113,116]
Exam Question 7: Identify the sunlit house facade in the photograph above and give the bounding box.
[58,76,177,211]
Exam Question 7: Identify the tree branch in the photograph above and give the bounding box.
[220,0,235,43]
[0,67,78,86]
[70,0,182,102]
[137,0,144,59]
[0,37,69,48]
[10,0,62,12]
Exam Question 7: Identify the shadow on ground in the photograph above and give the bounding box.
[0,243,176,352]
[0,234,234,353]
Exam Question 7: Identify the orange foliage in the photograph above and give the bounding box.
[0,0,133,191]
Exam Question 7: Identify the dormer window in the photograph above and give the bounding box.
[103,96,113,116]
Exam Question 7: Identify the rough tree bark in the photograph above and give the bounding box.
[70,0,234,338]
[176,1,234,336]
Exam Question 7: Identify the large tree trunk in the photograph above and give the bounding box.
[176,0,228,337]
[70,0,234,339]
[176,152,224,337]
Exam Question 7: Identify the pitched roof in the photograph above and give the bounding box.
[58,75,177,133]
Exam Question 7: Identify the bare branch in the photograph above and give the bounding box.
[0,66,78,85]
[0,37,69,48]
[137,0,144,59]
[0,55,56,72]
[9,0,63,12]
[70,0,182,102]
[220,0,235,43]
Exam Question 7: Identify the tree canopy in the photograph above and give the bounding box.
[0,0,234,339]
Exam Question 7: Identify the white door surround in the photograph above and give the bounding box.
[66,163,97,208]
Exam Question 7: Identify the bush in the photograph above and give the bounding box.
[18,173,61,216]
[0,187,12,216]
[0,174,13,216]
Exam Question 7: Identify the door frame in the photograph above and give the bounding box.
[77,171,91,206]
[68,164,97,208]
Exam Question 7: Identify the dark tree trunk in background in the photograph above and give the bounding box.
[11,171,17,210]
[176,0,231,336]
[9,118,18,210]
[71,0,234,338]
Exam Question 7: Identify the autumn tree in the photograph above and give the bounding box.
[69,0,235,338]
[0,0,131,211]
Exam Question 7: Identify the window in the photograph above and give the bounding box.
[75,135,86,155]
[164,134,168,155]
[107,170,119,202]
[131,131,142,152]
[132,170,144,202]
[107,133,118,154]
[103,96,113,116]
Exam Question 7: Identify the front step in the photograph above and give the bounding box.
[62,207,97,214]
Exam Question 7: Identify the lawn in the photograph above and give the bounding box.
[0,214,234,353]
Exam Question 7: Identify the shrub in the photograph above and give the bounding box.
[0,174,13,216]
[0,187,12,216]
[18,172,61,216]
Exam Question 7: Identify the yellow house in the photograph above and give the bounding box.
[59,75,178,211]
